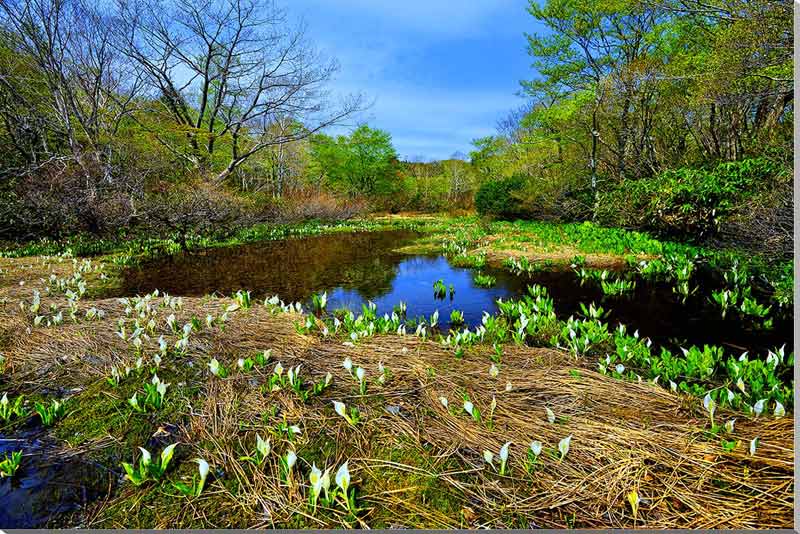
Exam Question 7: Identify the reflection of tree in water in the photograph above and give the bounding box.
[119,230,417,301]
[336,257,398,301]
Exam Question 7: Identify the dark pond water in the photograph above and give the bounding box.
[119,230,791,354]
[0,427,110,528]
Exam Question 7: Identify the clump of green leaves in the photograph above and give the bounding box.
[0,450,22,478]
[310,291,328,313]
[122,443,177,486]
[34,399,66,426]
[433,279,447,299]
[600,278,636,296]
[129,375,168,413]
[449,309,465,326]
[473,273,496,288]
[0,393,26,423]
[233,289,252,309]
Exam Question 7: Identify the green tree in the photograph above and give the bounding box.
[310,125,399,197]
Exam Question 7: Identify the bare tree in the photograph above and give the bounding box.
[0,0,140,174]
[0,0,145,235]
[113,0,361,183]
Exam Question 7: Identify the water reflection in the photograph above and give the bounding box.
[119,230,791,352]
[121,230,418,303]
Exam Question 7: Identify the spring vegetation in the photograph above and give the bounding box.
[0,0,794,529]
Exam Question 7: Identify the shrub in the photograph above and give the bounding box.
[139,181,260,248]
[596,158,787,242]
[474,174,528,218]
[275,190,368,223]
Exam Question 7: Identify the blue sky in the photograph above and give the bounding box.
[290,0,538,161]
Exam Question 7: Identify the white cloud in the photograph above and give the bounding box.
[285,0,531,159]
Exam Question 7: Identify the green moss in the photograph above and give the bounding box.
[56,364,201,453]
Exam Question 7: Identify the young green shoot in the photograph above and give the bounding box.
[0,450,22,478]
[34,399,66,427]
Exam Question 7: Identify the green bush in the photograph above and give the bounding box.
[596,158,786,241]
[474,174,528,218]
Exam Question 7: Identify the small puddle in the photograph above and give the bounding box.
[118,230,791,354]
[0,427,111,528]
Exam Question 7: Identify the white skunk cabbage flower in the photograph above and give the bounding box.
[736,378,746,394]
[439,397,448,409]
[333,401,348,420]
[499,442,511,463]
[309,464,323,497]
[774,401,785,418]
[343,357,353,373]
[195,458,210,496]
[749,437,759,456]
[160,443,177,471]
[256,434,270,458]
[703,393,716,421]
[545,407,555,424]
[752,399,765,417]
[558,435,572,460]
[482,450,494,466]
[529,441,542,457]
[138,447,152,467]
[724,419,736,433]
[463,401,475,417]
[285,450,297,470]
[321,467,331,498]
[335,462,350,492]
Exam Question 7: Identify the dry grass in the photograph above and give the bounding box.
[0,255,793,529]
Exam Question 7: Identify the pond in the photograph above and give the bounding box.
[119,230,791,355]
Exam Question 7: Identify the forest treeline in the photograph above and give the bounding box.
[0,0,792,260]
[473,0,792,259]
